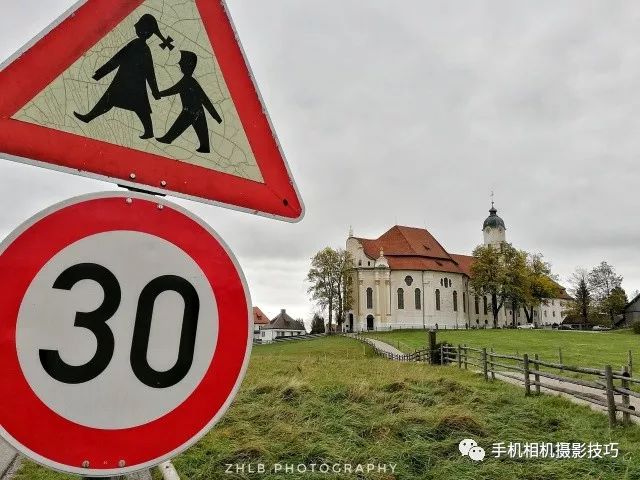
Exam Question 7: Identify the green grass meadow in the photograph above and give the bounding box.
[366,329,639,371]
[16,336,640,479]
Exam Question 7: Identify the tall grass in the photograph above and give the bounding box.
[16,337,640,479]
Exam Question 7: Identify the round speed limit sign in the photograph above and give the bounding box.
[0,192,252,476]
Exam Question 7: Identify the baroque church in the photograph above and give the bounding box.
[345,205,572,332]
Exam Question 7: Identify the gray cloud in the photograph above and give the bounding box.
[1,0,639,321]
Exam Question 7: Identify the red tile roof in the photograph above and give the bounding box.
[355,226,466,275]
[450,254,474,277]
[253,306,270,325]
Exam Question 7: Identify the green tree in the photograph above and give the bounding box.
[306,247,353,332]
[471,243,529,327]
[568,268,592,325]
[602,286,628,325]
[503,247,530,327]
[310,314,326,334]
[522,254,561,324]
[588,262,624,325]
[335,249,355,331]
[470,244,505,327]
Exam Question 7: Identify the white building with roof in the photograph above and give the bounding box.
[260,309,307,342]
[345,205,572,332]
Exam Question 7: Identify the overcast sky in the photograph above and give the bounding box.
[1,0,639,323]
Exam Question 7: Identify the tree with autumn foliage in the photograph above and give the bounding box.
[522,253,561,324]
[470,242,530,327]
[306,247,354,332]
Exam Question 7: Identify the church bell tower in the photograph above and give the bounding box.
[482,200,506,247]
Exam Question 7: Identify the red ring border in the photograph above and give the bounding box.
[0,194,251,473]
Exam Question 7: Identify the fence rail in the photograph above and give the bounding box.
[254,333,328,345]
[350,334,431,363]
[440,344,639,427]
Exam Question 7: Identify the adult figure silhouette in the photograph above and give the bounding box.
[74,14,174,139]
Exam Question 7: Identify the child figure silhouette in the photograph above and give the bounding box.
[73,14,173,139]
[156,51,222,153]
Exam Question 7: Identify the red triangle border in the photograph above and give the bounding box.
[0,0,303,221]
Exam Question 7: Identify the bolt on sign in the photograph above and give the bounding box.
[0,0,303,221]
[0,193,253,476]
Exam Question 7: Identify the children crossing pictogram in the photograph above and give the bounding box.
[0,0,304,220]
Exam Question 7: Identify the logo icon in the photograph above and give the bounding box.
[459,439,485,462]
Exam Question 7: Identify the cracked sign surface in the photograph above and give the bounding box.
[14,0,262,182]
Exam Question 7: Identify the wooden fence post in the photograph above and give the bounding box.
[523,354,531,396]
[621,366,631,426]
[558,347,563,371]
[482,348,488,381]
[628,350,633,377]
[440,345,444,365]
[490,348,495,381]
[534,353,540,395]
[428,330,437,365]
[604,365,617,428]
[457,345,462,369]
[463,345,468,370]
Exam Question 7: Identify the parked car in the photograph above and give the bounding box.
[592,325,611,331]
[517,323,535,329]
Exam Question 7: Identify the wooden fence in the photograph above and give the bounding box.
[351,334,431,363]
[441,344,639,427]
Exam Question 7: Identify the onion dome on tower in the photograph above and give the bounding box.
[482,202,506,247]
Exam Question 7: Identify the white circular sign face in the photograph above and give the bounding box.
[17,231,218,429]
[0,192,253,477]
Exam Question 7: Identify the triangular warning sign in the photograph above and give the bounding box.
[0,0,303,221]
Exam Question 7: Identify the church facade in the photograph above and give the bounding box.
[345,206,572,332]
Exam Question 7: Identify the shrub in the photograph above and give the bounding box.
[632,320,640,334]
[310,314,326,334]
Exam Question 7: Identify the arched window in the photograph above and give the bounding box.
[463,292,467,313]
[397,288,404,309]
[415,288,421,310]
[483,296,488,315]
[435,289,441,311]
[366,288,373,309]
[453,291,458,312]
[474,295,479,315]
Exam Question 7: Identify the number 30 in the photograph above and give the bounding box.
[39,263,200,389]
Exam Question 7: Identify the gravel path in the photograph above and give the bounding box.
[492,370,639,423]
[361,336,405,356]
